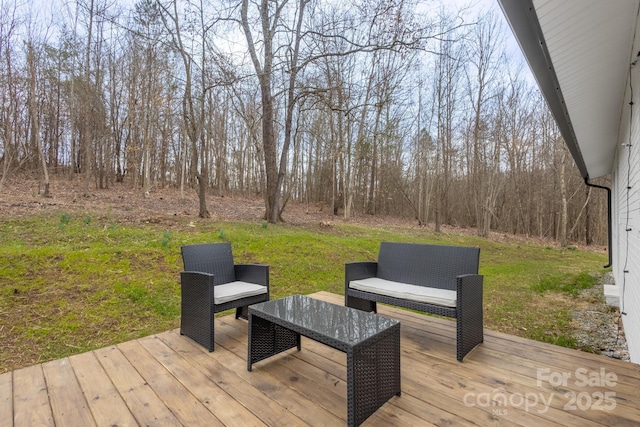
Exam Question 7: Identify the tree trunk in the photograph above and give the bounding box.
[559,148,568,247]
[261,85,278,223]
[241,0,284,223]
[585,186,592,245]
[158,0,209,217]
[82,0,95,196]
[27,43,50,197]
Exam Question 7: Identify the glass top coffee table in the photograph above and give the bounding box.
[247,294,401,427]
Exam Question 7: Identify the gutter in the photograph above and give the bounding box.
[584,178,612,268]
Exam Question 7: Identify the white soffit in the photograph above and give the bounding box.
[532,0,638,178]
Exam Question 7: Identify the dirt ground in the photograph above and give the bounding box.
[0,175,594,247]
[0,175,416,228]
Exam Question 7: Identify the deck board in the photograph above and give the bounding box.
[42,357,96,427]
[4,291,640,426]
[94,344,182,426]
[69,351,139,427]
[0,372,13,424]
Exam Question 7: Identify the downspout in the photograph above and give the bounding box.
[584,178,612,268]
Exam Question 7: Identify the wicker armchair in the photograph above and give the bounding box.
[180,242,269,351]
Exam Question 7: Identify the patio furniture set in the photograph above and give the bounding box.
[180,241,484,426]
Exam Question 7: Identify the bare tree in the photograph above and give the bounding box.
[497,69,535,235]
[464,9,505,237]
[157,0,210,217]
[241,0,292,222]
[81,0,95,195]
[0,0,611,247]
[0,0,22,193]
[26,41,50,196]
[430,9,464,231]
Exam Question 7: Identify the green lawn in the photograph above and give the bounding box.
[0,213,608,373]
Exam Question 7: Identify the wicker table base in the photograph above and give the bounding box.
[248,295,401,427]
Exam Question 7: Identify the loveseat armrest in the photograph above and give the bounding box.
[345,261,378,286]
[235,264,270,287]
[345,261,378,310]
[456,273,484,361]
[456,273,483,305]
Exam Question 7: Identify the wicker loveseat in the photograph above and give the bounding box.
[345,242,483,361]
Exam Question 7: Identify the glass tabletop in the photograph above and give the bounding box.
[249,294,399,345]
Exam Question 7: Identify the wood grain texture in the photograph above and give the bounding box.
[3,291,639,426]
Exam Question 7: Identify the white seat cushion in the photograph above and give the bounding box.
[214,281,268,305]
[349,277,457,308]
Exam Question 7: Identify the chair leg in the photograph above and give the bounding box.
[180,314,215,352]
[236,306,248,319]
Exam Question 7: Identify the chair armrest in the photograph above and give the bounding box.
[180,271,216,351]
[180,271,216,308]
[235,264,269,287]
[181,270,215,285]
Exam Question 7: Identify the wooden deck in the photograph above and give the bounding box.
[1,291,639,426]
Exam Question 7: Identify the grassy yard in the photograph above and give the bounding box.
[0,213,608,373]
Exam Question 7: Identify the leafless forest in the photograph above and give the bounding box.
[0,0,608,245]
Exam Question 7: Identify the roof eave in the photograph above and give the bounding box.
[497,0,589,179]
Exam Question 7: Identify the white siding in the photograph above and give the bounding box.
[614,26,640,363]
